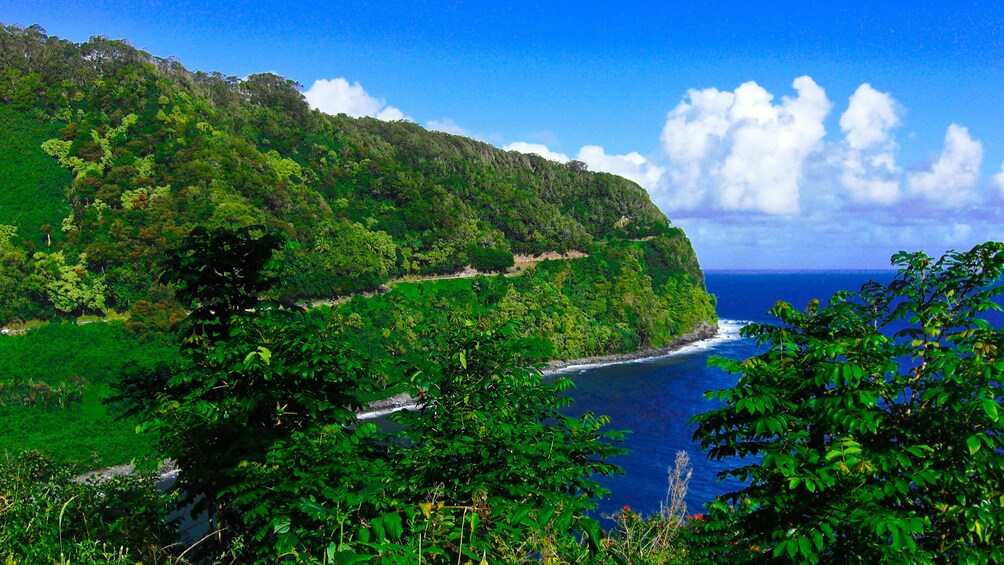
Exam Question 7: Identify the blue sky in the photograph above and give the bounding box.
[5,1,1004,269]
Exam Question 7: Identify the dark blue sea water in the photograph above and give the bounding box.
[562,270,897,519]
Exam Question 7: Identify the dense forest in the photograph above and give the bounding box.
[0,24,720,563]
[0,23,707,328]
[2,24,1002,564]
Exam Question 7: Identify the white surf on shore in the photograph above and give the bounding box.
[551,319,749,375]
[357,320,747,420]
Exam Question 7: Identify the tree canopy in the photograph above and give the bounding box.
[113,227,627,563]
[0,24,704,327]
[692,242,1004,563]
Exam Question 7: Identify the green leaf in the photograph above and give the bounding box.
[967,434,982,455]
[798,535,812,558]
[982,399,999,422]
[383,511,403,540]
[371,516,386,541]
[328,551,374,564]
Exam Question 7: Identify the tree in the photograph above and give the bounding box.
[117,227,626,562]
[158,225,284,342]
[115,226,390,561]
[33,250,107,316]
[691,242,1004,563]
[393,321,625,561]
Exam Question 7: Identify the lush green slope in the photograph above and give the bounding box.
[338,235,715,362]
[0,322,175,464]
[0,24,700,320]
[0,105,70,248]
[0,24,715,465]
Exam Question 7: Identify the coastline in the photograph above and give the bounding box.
[541,321,719,375]
[358,321,721,419]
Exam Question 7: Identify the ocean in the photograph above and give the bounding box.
[562,270,897,519]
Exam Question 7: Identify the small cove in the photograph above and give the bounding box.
[563,270,898,518]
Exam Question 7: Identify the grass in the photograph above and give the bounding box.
[0,321,177,466]
[0,384,155,466]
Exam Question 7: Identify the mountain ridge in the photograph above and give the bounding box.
[0,23,714,360]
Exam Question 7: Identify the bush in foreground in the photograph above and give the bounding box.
[692,242,1004,563]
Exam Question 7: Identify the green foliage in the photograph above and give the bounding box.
[124,296,187,342]
[33,250,107,315]
[0,451,177,564]
[0,105,71,248]
[692,242,1004,563]
[0,25,703,324]
[467,243,515,273]
[0,224,55,323]
[335,240,717,365]
[393,322,625,555]
[111,227,627,563]
[282,218,397,298]
[0,321,175,387]
[158,225,285,341]
[0,321,175,465]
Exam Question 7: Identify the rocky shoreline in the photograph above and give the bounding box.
[358,321,720,419]
[541,321,719,374]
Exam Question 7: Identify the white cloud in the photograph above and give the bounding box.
[907,124,983,204]
[503,142,570,163]
[501,142,665,189]
[375,106,406,121]
[576,146,665,190]
[993,162,1004,197]
[427,117,470,136]
[659,76,831,215]
[837,84,902,205]
[303,78,407,121]
[839,156,900,205]
[840,84,900,150]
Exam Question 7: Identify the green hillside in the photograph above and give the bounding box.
[0,104,70,247]
[0,23,723,563]
[0,23,713,347]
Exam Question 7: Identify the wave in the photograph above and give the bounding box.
[552,319,750,375]
[671,319,748,354]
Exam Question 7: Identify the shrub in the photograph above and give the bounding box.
[692,243,1004,563]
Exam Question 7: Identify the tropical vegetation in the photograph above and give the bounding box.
[691,242,1004,563]
[2,22,1000,564]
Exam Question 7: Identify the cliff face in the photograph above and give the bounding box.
[0,24,714,350]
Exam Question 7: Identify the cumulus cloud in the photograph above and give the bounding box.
[502,141,665,189]
[303,78,407,121]
[659,76,831,215]
[576,146,665,189]
[502,76,998,269]
[427,117,470,136]
[840,84,901,150]
[837,84,902,205]
[839,156,900,205]
[994,163,1004,196]
[907,124,983,205]
[503,142,570,163]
